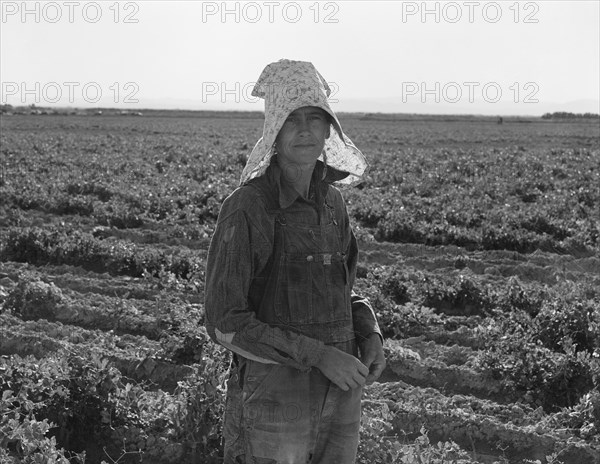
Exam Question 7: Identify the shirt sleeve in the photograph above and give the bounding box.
[339,190,383,345]
[347,229,384,345]
[204,189,326,371]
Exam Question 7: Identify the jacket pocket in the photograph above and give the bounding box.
[242,360,278,405]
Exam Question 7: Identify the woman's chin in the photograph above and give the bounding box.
[287,147,321,163]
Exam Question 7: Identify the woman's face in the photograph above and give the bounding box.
[275,106,331,165]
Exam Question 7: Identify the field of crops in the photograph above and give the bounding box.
[1,112,599,464]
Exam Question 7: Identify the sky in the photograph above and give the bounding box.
[1,0,599,115]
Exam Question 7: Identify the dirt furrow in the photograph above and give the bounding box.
[0,314,194,390]
[365,382,600,464]
[383,339,507,403]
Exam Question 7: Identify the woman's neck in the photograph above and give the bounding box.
[277,157,315,198]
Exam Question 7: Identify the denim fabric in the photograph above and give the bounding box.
[205,160,381,369]
[223,356,361,464]
[248,171,354,346]
[205,159,382,463]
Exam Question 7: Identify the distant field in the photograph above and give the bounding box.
[1,113,599,463]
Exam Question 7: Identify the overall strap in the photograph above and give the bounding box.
[244,180,286,314]
[244,179,287,228]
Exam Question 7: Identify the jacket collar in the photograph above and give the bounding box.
[268,157,329,209]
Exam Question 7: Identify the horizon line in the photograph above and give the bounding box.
[4,104,600,119]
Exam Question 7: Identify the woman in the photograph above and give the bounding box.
[205,59,385,464]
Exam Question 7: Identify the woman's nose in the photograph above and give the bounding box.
[297,117,310,132]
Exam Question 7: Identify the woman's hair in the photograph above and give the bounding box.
[321,108,334,126]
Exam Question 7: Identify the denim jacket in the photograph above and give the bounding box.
[204,159,381,371]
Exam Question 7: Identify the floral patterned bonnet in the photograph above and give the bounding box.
[239,59,368,186]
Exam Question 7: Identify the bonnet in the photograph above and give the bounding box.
[240,59,368,186]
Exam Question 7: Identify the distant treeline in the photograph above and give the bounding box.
[541,112,599,120]
[0,104,264,119]
[2,104,599,122]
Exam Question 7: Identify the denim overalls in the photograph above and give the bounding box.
[252,177,355,345]
[222,175,362,463]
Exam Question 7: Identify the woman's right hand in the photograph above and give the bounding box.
[315,346,369,391]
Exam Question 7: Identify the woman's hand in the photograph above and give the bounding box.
[315,346,369,391]
[359,333,386,384]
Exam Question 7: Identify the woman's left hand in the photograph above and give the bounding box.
[360,333,386,384]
